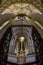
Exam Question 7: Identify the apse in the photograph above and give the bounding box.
[0,17,43,65]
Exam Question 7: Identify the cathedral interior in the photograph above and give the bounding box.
[0,0,43,65]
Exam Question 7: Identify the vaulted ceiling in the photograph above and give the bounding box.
[0,0,43,13]
[0,0,43,30]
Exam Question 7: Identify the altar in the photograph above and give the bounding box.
[7,25,36,64]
